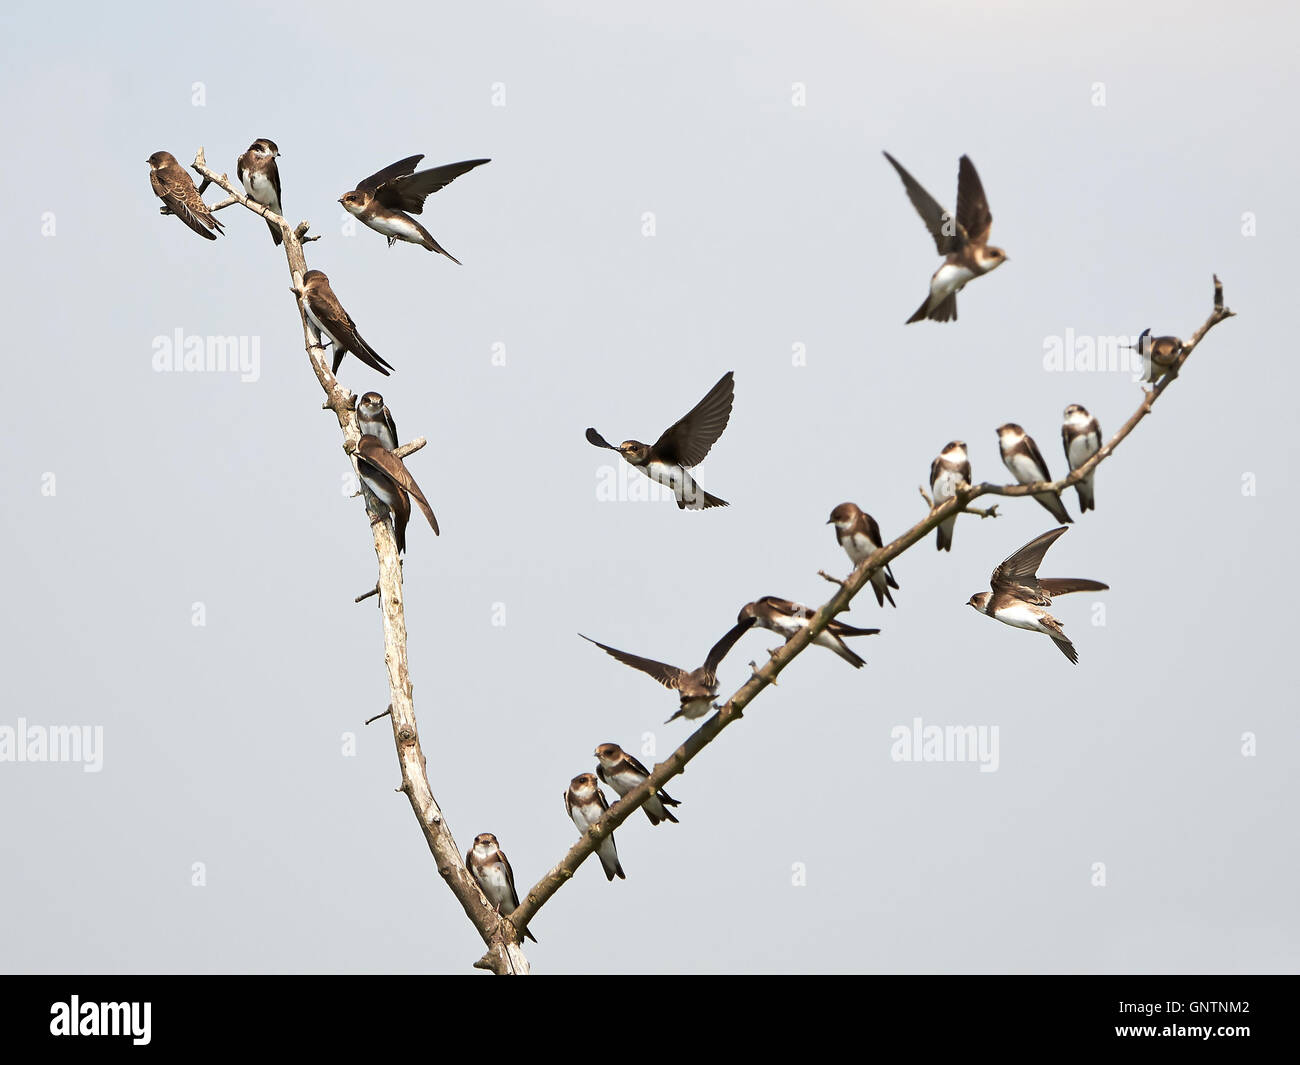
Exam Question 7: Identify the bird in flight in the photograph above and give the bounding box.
[882,152,1006,323]
[967,527,1108,664]
[586,371,734,509]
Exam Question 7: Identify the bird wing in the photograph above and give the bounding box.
[1038,578,1109,598]
[883,152,961,254]
[152,168,221,240]
[955,155,993,245]
[703,618,755,674]
[308,287,396,375]
[651,371,735,467]
[579,634,686,690]
[356,436,439,534]
[375,159,491,214]
[498,851,522,910]
[1020,433,1053,483]
[989,527,1070,598]
[585,427,619,450]
[620,751,654,779]
[355,155,424,194]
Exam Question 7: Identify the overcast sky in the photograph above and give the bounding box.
[2,0,1295,974]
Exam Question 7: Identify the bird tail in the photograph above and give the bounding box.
[909,292,956,324]
[266,217,283,246]
[1074,478,1095,513]
[1036,492,1073,524]
[936,515,956,552]
[824,634,866,669]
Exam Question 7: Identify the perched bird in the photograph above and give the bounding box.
[466,833,536,943]
[737,597,879,669]
[355,435,439,552]
[586,371,734,510]
[297,270,395,377]
[579,618,755,723]
[1061,405,1102,513]
[594,743,680,826]
[356,392,398,451]
[997,423,1072,525]
[565,774,625,881]
[827,503,899,607]
[339,155,490,262]
[236,138,284,245]
[1136,328,1185,384]
[147,151,224,240]
[882,152,1006,323]
[929,441,972,552]
[967,527,1108,664]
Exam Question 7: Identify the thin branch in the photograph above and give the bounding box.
[509,275,1234,937]
[188,148,529,975]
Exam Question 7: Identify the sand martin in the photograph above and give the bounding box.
[827,503,899,607]
[1061,405,1102,513]
[579,618,755,723]
[882,152,1006,323]
[594,743,680,826]
[355,435,439,552]
[236,138,284,245]
[147,151,224,240]
[339,155,490,263]
[297,270,395,377]
[586,370,734,510]
[1136,328,1185,384]
[967,526,1108,664]
[737,596,879,669]
[929,441,971,552]
[997,423,1073,525]
[466,833,536,943]
[356,392,398,451]
[565,774,625,881]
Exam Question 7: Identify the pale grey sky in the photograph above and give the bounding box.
[2,0,1295,974]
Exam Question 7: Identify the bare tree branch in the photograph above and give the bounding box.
[509,275,1235,938]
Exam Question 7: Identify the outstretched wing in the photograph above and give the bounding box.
[955,155,993,245]
[652,371,735,467]
[579,634,686,690]
[585,427,619,450]
[375,159,491,214]
[990,527,1070,598]
[355,155,424,194]
[356,436,439,534]
[1039,578,1108,599]
[703,618,755,674]
[883,152,960,254]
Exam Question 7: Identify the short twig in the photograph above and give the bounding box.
[365,706,393,726]
[355,584,380,604]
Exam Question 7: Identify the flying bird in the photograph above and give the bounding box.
[882,152,1006,323]
[827,503,899,607]
[997,423,1073,525]
[586,371,734,510]
[147,151,224,240]
[737,597,879,669]
[967,527,1108,664]
[1061,405,1102,512]
[339,155,490,262]
[466,833,536,943]
[356,392,398,451]
[355,434,439,552]
[236,138,284,245]
[929,441,971,552]
[297,270,395,377]
[565,774,625,881]
[594,743,680,826]
[579,618,755,723]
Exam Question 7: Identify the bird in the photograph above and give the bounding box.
[1061,405,1102,512]
[236,138,284,245]
[296,270,395,377]
[882,152,1006,323]
[967,527,1108,664]
[586,371,734,510]
[1136,328,1185,384]
[827,503,899,607]
[594,743,680,826]
[565,774,625,881]
[929,441,971,551]
[355,435,439,552]
[466,833,536,943]
[147,151,224,240]
[356,392,398,451]
[579,618,755,723]
[339,155,490,262]
[997,423,1073,525]
[737,597,879,669]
